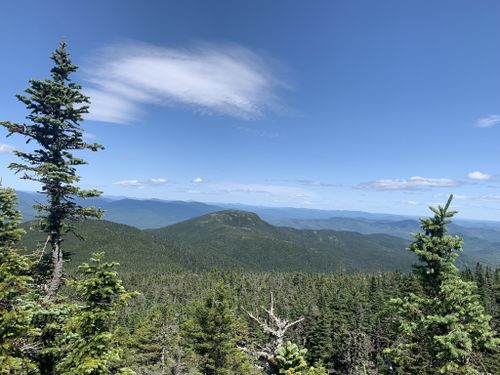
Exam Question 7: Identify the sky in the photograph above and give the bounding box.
[1,1,500,220]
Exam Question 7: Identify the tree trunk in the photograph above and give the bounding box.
[47,235,63,299]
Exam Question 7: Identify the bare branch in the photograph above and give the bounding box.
[242,292,304,373]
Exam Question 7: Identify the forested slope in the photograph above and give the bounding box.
[20,211,417,273]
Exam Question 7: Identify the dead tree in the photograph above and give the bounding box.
[241,292,304,373]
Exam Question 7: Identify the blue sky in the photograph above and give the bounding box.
[1,1,500,220]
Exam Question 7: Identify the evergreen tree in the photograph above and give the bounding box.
[56,253,138,375]
[181,284,256,375]
[305,304,333,368]
[1,42,103,298]
[275,341,308,374]
[120,306,198,374]
[0,187,38,374]
[274,341,327,375]
[386,195,499,374]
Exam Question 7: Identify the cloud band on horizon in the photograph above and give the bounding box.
[356,176,462,191]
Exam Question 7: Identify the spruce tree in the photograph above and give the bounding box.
[386,195,499,374]
[275,341,308,374]
[274,341,327,375]
[56,253,138,375]
[305,306,333,368]
[1,42,103,298]
[0,187,38,374]
[181,284,257,375]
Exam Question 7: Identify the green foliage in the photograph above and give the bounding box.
[386,196,500,374]
[274,341,328,375]
[20,213,417,276]
[305,304,333,368]
[56,253,138,375]
[1,41,103,297]
[1,42,103,236]
[275,341,308,374]
[156,210,416,272]
[181,284,257,375]
[20,220,183,275]
[0,187,38,374]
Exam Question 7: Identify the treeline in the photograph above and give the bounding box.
[1,43,499,374]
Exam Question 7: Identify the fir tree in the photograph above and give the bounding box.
[386,195,499,374]
[1,42,103,298]
[56,253,138,375]
[305,304,333,368]
[275,341,308,374]
[304,279,336,369]
[274,341,327,375]
[0,187,38,374]
[120,306,197,374]
[181,284,257,375]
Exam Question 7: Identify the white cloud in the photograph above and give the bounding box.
[84,42,285,124]
[357,176,461,191]
[297,179,338,187]
[0,143,16,153]
[467,171,492,181]
[406,200,418,205]
[113,178,169,187]
[192,177,204,184]
[476,115,500,128]
[212,183,314,198]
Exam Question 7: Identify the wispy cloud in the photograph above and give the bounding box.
[212,183,314,198]
[297,179,339,187]
[0,143,16,153]
[475,195,500,202]
[113,178,170,188]
[357,176,462,191]
[467,171,492,181]
[476,115,500,128]
[84,41,286,124]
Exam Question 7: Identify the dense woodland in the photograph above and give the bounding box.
[1,43,500,375]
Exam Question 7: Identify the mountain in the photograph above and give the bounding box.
[19,220,186,273]
[19,211,417,273]
[14,192,500,267]
[19,209,497,273]
[98,199,224,229]
[149,210,417,272]
[271,217,500,266]
[218,203,413,222]
[15,191,223,229]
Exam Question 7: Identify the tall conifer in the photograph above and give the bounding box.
[386,195,499,374]
[1,42,103,298]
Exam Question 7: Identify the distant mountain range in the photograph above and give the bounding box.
[14,191,418,228]
[15,191,223,228]
[20,210,415,273]
[16,191,500,269]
